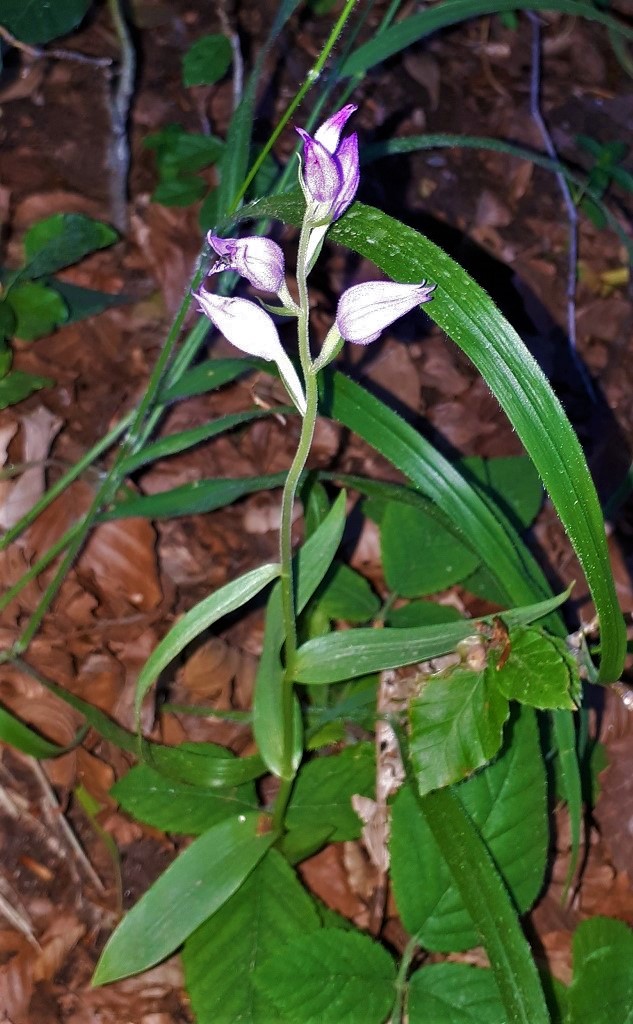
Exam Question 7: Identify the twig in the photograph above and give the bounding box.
[28,757,105,893]
[0,24,112,68]
[106,0,136,231]
[527,11,596,401]
[217,0,244,113]
[0,879,41,950]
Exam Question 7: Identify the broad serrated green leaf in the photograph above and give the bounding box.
[294,589,571,684]
[134,563,279,726]
[285,743,375,842]
[254,493,346,778]
[183,34,233,86]
[387,601,463,628]
[93,812,276,985]
[496,627,578,709]
[2,0,92,44]
[253,929,396,1024]
[184,849,320,1024]
[102,472,288,520]
[461,454,543,529]
[6,281,68,340]
[339,0,633,78]
[407,964,505,1024]
[315,562,380,622]
[381,499,480,596]
[23,214,118,279]
[408,664,510,794]
[566,917,633,1024]
[0,369,53,409]
[391,708,547,951]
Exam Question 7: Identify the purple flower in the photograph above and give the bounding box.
[207,233,285,293]
[336,280,436,345]
[194,288,306,415]
[296,104,360,223]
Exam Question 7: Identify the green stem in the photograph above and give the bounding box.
[232,0,359,211]
[390,934,419,1024]
[276,218,321,784]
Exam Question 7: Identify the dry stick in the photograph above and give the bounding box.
[527,11,596,401]
[106,0,136,231]
[0,24,111,67]
[27,756,105,893]
[217,0,244,113]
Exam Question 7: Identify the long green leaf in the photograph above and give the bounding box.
[102,473,288,520]
[419,786,549,1024]
[295,589,570,684]
[134,563,279,725]
[340,0,633,77]
[245,194,623,681]
[118,408,279,474]
[92,812,276,985]
[254,492,347,777]
[0,704,86,759]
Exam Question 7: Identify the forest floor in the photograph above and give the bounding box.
[0,1,632,1020]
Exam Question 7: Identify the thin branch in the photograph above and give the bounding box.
[0,24,111,67]
[527,11,596,401]
[106,0,136,231]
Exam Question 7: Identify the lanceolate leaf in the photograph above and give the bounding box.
[245,194,624,683]
[0,704,85,759]
[254,493,347,777]
[339,0,633,78]
[102,473,289,520]
[328,203,625,683]
[134,563,280,726]
[393,717,549,1024]
[92,813,276,985]
[23,214,118,279]
[294,588,570,684]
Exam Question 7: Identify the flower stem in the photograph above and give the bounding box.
[277,218,319,785]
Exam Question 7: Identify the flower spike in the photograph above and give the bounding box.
[194,288,306,415]
[336,280,436,345]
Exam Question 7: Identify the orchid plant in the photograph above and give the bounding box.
[1,47,628,1016]
[195,106,435,794]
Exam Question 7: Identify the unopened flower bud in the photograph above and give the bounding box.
[194,289,306,415]
[336,280,436,345]
[207,234,285,294]
[296,104,360,224]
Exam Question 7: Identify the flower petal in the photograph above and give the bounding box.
[314,103,358,153]
[194,290,306,414]
[296,129,342,204]
[206,233,285,293]
[336,280,436,345]
[331,133,359,220]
